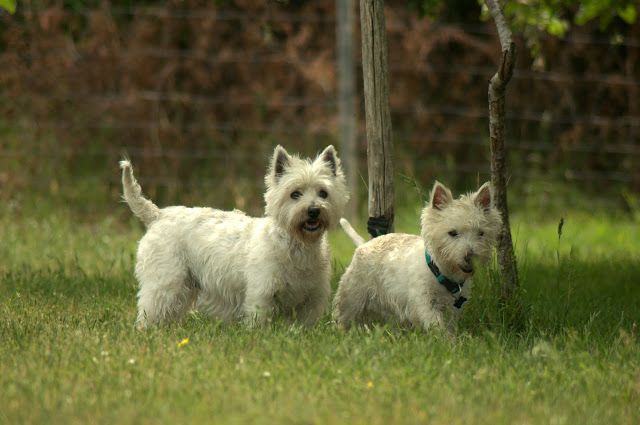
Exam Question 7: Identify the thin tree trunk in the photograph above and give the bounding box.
[359,0,394,237]
[485,0,519,301]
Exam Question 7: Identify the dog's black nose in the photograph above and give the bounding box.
[308,206,321,219]
[464,252,473,264]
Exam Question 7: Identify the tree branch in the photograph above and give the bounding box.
[485,0,512,51]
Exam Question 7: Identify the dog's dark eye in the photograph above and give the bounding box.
[318,190,328,199]
[478,231,485,237]
[291,191,303,200]
[448,230,458,238]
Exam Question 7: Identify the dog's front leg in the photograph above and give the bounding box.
[418,308,455,340]
[242,278,278,328]
[294,283,331,327]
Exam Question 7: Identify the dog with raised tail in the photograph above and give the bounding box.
[333,181,501,335]
[121,145,349,328]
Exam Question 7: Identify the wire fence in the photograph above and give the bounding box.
[1,1,639,211]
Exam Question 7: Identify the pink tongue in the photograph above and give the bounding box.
[306,221,319,228]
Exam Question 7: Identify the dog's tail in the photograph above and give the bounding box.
[339,218,366,247]
[120,160,160,227]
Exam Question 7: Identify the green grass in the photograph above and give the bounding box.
[1,199,639,425]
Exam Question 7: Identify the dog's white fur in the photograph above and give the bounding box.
[333,181,501,335]
[121,145,349,328]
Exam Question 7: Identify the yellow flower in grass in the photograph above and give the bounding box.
[177,338,189,348]
[367,381,374,388]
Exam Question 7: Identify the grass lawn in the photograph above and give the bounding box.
[1,200,639,425]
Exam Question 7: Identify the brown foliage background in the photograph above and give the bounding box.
[1,0,638,213]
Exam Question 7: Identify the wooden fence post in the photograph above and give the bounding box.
[336,0,358,221]
[359,0,394,237]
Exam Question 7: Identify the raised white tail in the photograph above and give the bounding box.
[339,218,366,247]
[120,160,160,227]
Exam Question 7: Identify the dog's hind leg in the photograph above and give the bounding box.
[332,268,372,329]
[135,272,199,328]
[134,242,200,328]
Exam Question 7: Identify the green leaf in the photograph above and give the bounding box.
[617,4,637,24]
[575,2,603,26]
[546,18,569,37]
[0,0,16,14]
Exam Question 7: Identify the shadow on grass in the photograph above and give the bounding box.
[462,255,639,344]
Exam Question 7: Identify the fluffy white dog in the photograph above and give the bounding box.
[333,181,501,335]
[121,145,349,328]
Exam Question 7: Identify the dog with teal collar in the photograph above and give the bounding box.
[333,180,501,335]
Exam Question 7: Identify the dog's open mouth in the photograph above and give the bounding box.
[303,220,321,232]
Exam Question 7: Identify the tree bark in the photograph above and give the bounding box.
[485,0,519,301]
[359,0,394,237]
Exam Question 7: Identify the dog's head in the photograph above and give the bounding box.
[420,181,502,282]
[264,145,350,245]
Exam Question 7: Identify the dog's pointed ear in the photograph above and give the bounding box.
[271,145,291,180]
[473,182,493,211]
[430,181,453,210]
[318,145,339,176]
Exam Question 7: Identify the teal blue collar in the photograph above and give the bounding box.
[425,250,468,309]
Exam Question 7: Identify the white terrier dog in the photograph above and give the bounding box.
[333,181,501,335]
[121,145,349,328]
